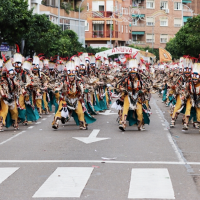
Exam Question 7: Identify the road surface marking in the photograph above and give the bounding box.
[0,168,19,184]
[73,129,110,144]
[48,115,52,117]
[33,167,93,198]
[164,128,168,131]
[42,118,47,121]
[0,160,188,164]
[0,131,26,146]
[28,126,34,129]
[35,122,41,124]
[162,123,165,126]
[153,98,184,163]
[128,168,175,199]
[99,110,117,115]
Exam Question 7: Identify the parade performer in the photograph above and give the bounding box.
[114,58,151,131]
[52,61,96,130]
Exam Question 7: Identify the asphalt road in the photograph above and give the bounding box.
[0,94,199,200]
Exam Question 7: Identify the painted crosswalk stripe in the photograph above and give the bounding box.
[0,168,19,184]
[28,126,34,129]
[33,167,93,198]
[42,118,47,121]
[128,168,175,199]
[35,122,41,124]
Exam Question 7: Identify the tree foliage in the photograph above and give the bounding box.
[166,15,200,59]
[24,14,62,57]
[0,0,33,45]
[129,44,159,61]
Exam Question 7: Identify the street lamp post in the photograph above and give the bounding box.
[110,17,113,48]
[57,0,60,60]
[181,0,184,26]
[79,0,84,44]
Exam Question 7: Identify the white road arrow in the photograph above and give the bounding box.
[99,110,117,115]
[73,129,110,144]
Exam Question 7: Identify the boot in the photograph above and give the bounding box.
[182,123,188,130]
[119,121,126,131]
[0,117,4,132]
[52,118,59,129]
[79,121,87,130]
[170,120,175,128]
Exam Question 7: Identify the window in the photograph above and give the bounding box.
[126,25,128,33]
[161,1,168,9]
[132,18,137,26]
[132,35,137,41]
[85,21,89,31]
[87,3,89,11]
[174,2,182,10]
[160,17,168,26]
[146,34,154,43]
[122,25,123,33]
[146,17,154,26]
[146,0,154,9]
[92,1,105,11]
[174,18,182,27]
[160,34,168,43]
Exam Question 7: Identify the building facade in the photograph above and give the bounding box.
[85,0,132,48]
[130,0,193,49]
[29,0,86,46]
[190,0,200,15]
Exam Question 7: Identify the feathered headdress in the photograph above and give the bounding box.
[127,59,138,73]
[32,56,40,68]
[0,59,3,67]
[5,60,15,74]
[13,53,23,63]
[22,61,32,72]
[66,61,76,75]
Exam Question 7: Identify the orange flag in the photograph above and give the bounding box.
[159,48,172,62]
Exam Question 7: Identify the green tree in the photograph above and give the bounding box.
[57,30,85,57]
[129,44,159,61]
[166,15,200,58]
[24,14,62,57]
[0,0,33,45]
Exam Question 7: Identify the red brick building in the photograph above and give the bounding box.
[85,0,132,48]
[130,0,193,49]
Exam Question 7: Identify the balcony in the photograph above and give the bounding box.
[131,41,146,45]
[92,31,119,38]
[132,23,146,27]
[132,6,145,9]
[92,11,113,18]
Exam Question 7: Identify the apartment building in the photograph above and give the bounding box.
[85,0,132,48]
[190,0,200,15]
[130,0,193,49]
[29,0,87,45]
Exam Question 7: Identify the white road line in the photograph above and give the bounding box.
[0,160,187,164]
[0,131,26,146]
[35,122,41,124]
[128,168,175,199]
[33,167,93,198]
[48,115,52,117]
[153,98,184,163]
[42,118,47,121]
[166,131,184,163]
[162,123,165,126]
[0,168,19,184]
[28,126,34,129]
